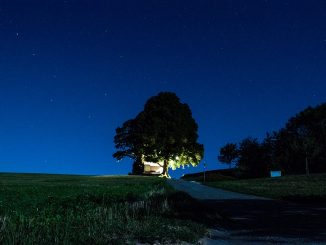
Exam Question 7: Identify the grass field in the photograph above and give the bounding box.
[205,174,326,203]
[0,173,207,244]
[181,169,236,182]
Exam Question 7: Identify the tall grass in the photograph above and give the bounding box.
[0,174,205,244]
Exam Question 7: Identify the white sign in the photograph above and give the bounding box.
[270,171,282,178]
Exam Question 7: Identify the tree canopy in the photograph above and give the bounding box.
[218,103,326,178]
[113,92,204,177]
[275,104,326,174]
[218,143,238,168]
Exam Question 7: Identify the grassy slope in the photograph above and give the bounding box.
[0,173,206,244]
[182,169,237,182]
[205,174,326,202]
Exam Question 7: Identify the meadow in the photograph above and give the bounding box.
[204,174,326,203]
[0,173,206,244]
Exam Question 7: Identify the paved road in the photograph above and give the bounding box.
[167,179,268,200]
[167,179,326,245]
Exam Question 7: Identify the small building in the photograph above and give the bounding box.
[143,162,163,175]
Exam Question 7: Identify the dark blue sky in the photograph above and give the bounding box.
[0,0,325,177]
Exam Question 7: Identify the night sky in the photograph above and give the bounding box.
[0,0,325,177]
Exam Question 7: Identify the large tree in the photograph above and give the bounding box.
[113,92,204,178]
[275,105,326,174]
[113,119,143,161]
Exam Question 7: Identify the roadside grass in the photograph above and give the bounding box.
[204,174,326,203]
[0,173,207,244]
[182,169,237,182]
[182,172,235,182]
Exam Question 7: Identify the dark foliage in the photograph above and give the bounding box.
[131,159,144,175]
[113,92,204,177]
[274,105,326,174]
[237,138,270,178]
[218,103,326,177]
[218,143,239,168]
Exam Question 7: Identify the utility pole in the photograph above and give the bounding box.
[203,161,206,183]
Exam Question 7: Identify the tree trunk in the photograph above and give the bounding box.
[161,159,170,178]
[305,156,309,176]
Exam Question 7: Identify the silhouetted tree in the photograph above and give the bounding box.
[262,132,280,171]
[218,143,239,168]
[113,119,144,163]
[219,103,326,177]
[131,159,144,175]
[279,105,325,174]
[238,138,269,178]
[113,92,204,178]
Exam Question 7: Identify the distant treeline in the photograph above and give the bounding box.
[218,103,326,178]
